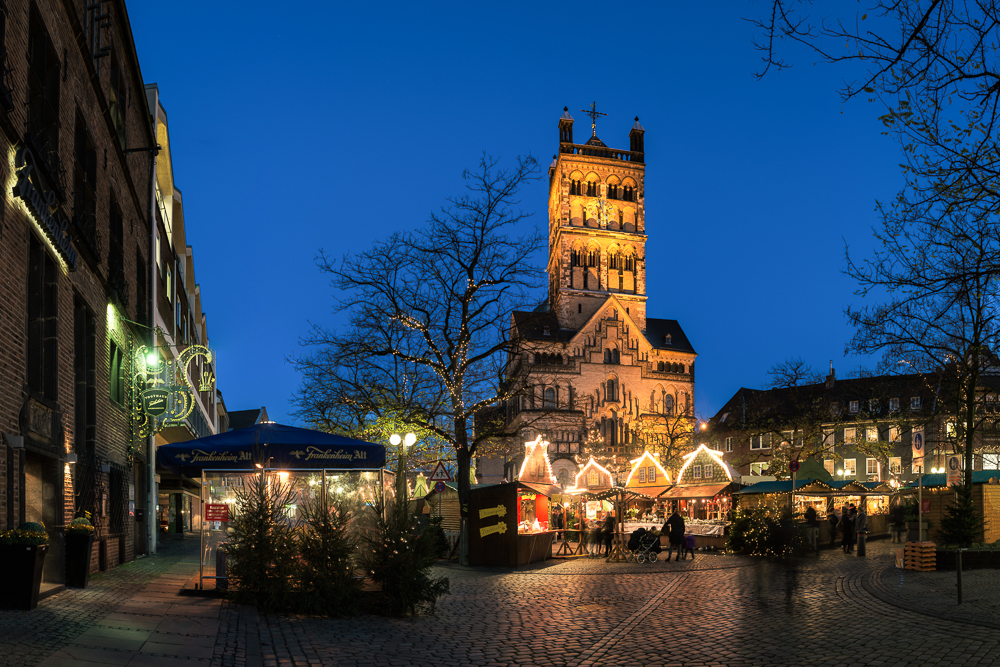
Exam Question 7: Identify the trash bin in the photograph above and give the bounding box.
[215,543,228,591]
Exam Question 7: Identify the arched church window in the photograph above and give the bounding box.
[570,179,582,196]
[544,388,556,409]
[612,349,620,364]
[657,361,664,372]
[607,379,617,401]
[664,394,674,415]
[604,349,611,364]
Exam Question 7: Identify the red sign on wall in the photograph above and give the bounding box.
[921,499,931,515]
[205,503,229,522]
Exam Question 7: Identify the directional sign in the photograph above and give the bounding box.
[478,504,507,520]
[434,481,446,493]
[479,520,508,538]
[429,461,452,482]
[789,460,800,473]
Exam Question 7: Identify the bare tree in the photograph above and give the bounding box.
[764,357,824,389]
[295,154,544,563]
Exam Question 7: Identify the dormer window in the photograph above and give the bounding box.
[889,397,900,412]
[849,401,859,414]
[664,334,672,346]
[910,396,922,410]
[830,402,840,415]
[542,326,550,336]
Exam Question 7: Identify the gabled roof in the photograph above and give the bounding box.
[228,407,268,431]
[645,318,696,354]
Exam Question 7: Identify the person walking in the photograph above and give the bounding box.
[603,513,615,557]
[855,504,868,555]
[804,505,819,552]
[827,508,839,549]
[663,510,686,561]
[840,504,855,553]
[552,505,564,541]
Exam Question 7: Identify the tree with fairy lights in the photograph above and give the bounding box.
[295,154,545,564]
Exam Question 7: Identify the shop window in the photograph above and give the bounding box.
[27,235,59,401]
[692,465,702,479]
[109,339,125,405]
[844,459,857,476]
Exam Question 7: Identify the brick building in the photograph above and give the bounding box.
[0,0,157,588]
[497,106,697,486]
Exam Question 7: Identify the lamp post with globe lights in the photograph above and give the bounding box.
[391,432,416,504]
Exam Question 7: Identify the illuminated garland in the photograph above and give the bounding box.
[517,435,558,484]
[677,444,735,482]
[574,456,613,490]
[625,451,671,486]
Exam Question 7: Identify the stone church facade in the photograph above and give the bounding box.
[501,107,697,487]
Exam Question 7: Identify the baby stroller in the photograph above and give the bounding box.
[625,528,662,564]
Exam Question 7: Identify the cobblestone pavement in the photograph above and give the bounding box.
[6,538,1000,667]
[0,536,204,667]
[232,542,1000,667]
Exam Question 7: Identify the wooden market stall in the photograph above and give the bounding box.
[657,444,739,549]
[624,451,672,528]
[467,481,559,566]
[902,470,1000,544]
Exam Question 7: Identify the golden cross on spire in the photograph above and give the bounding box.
[581,101,607,137]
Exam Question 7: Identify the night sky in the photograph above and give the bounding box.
[127,2,894,426]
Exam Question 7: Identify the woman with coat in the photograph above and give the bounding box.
[663,510,686,561]
[839,504,855,553]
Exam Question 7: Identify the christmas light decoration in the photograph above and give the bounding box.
[517,435,558,484]
[677,444,735,482]
[625,451,671,486]
[574,457,614,490]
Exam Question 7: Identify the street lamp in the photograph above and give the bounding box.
[391,432,416,504]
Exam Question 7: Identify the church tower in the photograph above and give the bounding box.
[499,104,696,490]
[547,105,648,331]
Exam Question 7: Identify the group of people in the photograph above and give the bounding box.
[827,504,868,553]
[661,510,695,561]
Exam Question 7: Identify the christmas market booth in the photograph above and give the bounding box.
[467,481,559,566]
[903,471,1000,545]
[156,422,387,589]
[623,451,672,531]
[657,444,740,549]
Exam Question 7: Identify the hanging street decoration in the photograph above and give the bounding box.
[132,337,215,438]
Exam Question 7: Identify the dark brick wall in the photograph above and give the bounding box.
[0,0,152,577]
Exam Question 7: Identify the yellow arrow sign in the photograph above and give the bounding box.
[479,520,508,538]
[479,504,507,520]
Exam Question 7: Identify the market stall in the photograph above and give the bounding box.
[657,444,740,548]
[624,451,672,521]
[467,481,559,566]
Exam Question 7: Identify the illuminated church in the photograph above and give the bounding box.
[501,105,697,487]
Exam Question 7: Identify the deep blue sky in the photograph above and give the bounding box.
[127,2,895,426]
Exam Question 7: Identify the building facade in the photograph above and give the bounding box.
[706,368,1000,485]
[499,107,697,487]
[0,0,156,585]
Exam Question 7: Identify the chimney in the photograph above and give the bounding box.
[826,361,836,389]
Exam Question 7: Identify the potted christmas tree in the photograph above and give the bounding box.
[64,515,96,588]
[0,521,49,610]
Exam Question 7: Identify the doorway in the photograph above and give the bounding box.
[23,452,63,586]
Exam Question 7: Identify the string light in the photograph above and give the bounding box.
[517,435,558,484]
[624,451,671,486]
[676,444,735,482]
[574,456,614,490]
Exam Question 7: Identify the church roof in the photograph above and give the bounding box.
[560,108,574,121]
[645,318,696,354]
[632,118,645,132]
[584,135,607,147]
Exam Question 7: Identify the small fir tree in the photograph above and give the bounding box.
[937,485,984,548]
[292,493,361,616]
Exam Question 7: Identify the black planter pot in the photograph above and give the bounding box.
[65,533,95,588]
[0,544,48,610]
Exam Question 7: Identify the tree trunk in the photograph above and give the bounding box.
[455,416,472,565]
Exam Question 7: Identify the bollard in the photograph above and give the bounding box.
[216,544,228,591]
[857,531,866,557]
[956,549,963,604]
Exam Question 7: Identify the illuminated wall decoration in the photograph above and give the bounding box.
[11,144,78,271]
[625,450,671,487]
[572,456,613,490]
[133,340,214,438]
[517,435,558,484]
[676,444,735,484]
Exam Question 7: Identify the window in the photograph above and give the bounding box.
[27,7,61,177]
[830,402,841,415]
[983,453,1000,470]
[725,437,733,452]
[638,468,646,483]
[542,326,550,337]
[823,429,834,450]
[663,394,674,415]
[692,465,702,479]
[750,462,769,475]
[866,458,880,477]
[844,427,857,444]
[135,251,146,326]
[911,396,922,410]
[587,470,598,487]
[543,388,555,409]
[27,236,59,401]
[750,434,771,450]
[912,460,923,475]
[889,397,900,412]
[890,457,902,475]
[843,459,856,476]
[849,400,859,414]
[824,459,835,475]
[946,422,956,437]
[166,267,172,303]
[606,379,617,401]
[109,52,127,148]
[866,427,878,443]
[890,427,900,443]
[109,196,127,306]
[73,112,98,258]
[109,339,125,405]
[74,297,97,456]
[703,464,713,480]
[647,466,655,482]
[869,399,879,413]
